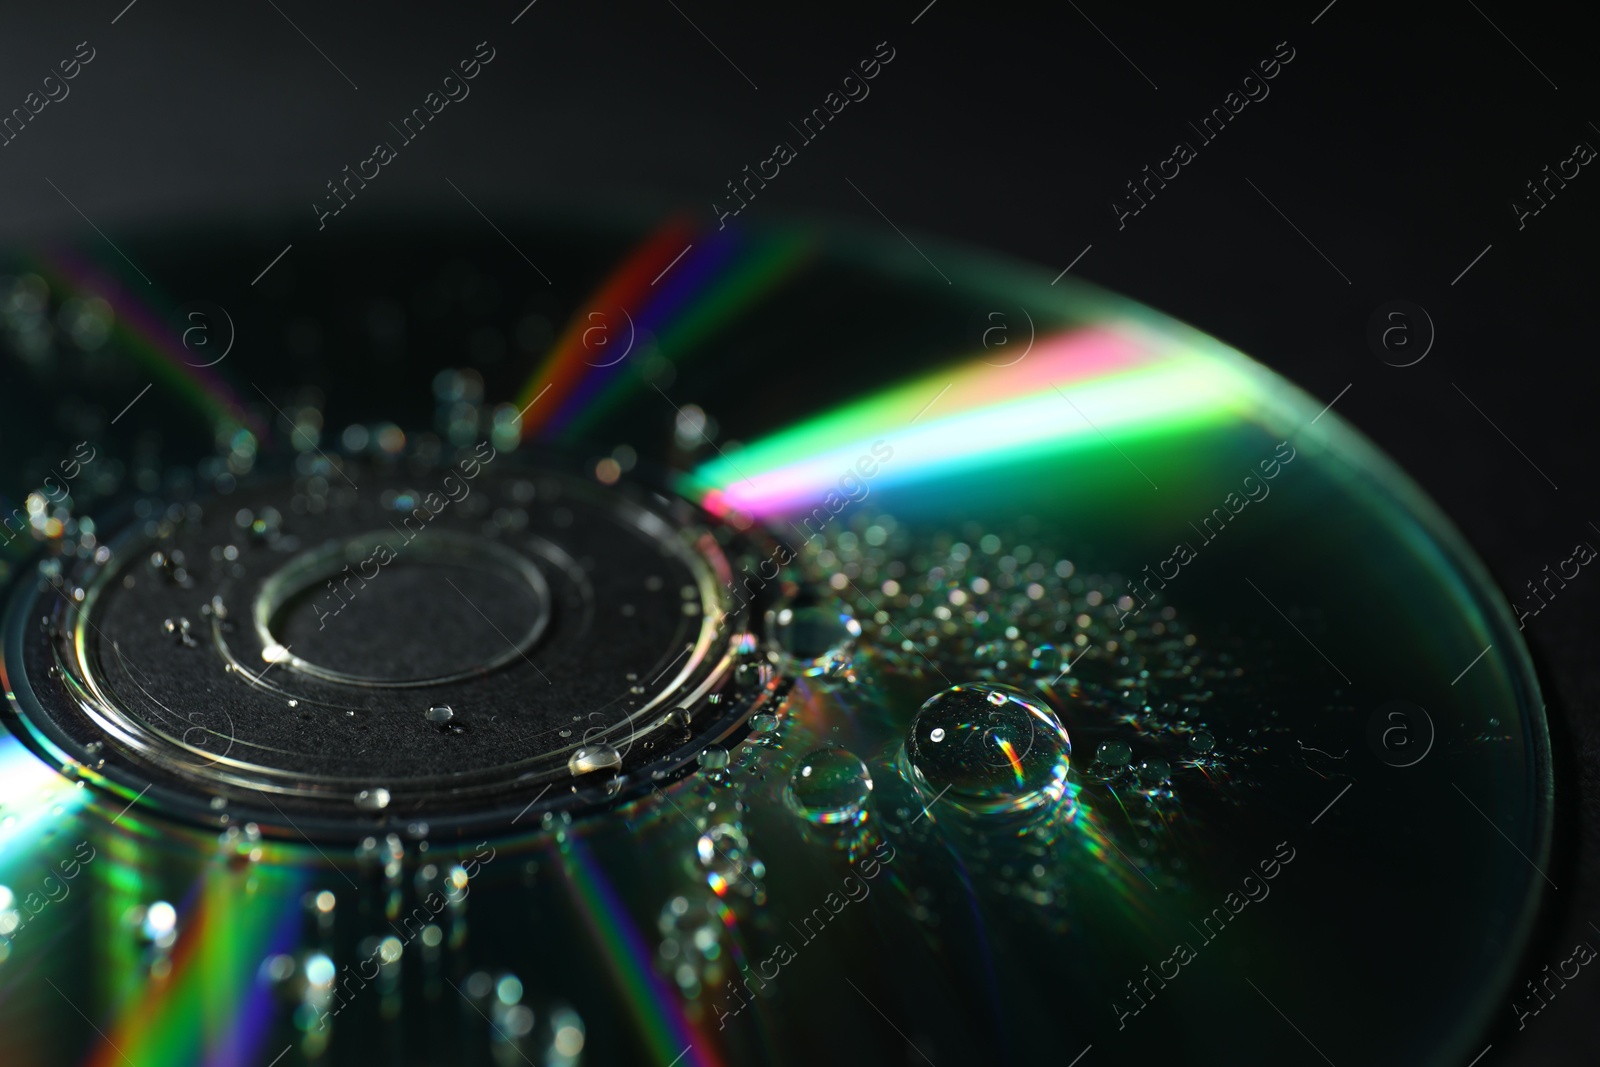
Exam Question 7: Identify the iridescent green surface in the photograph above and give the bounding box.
[0,216,1550,1066]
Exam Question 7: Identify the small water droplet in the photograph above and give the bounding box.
[426,704,455,726]
[1095,739,1132,767]
[1189,731,1215,754]
[162,617,197,648]
[1136,759,1172,786]
[142,900,177,942]
[905,683,1072,816]
[785,748,872,825]
[1028,644,1061,673]
[929,727,947,743]
[261,954,297,986]
[698,748,730,770]
[355,788,392,811]
[748,714,778,735]
[568,744,622,776]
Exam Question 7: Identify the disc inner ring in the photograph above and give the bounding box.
[250,530,552,688]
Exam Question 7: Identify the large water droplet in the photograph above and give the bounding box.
[770,606,862,676]
[568,743,622,776]
[905,683,1071,816]
[1189,730,1215,754]
[785,747,872,825]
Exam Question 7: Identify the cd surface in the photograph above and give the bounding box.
[0,217,1550,1066]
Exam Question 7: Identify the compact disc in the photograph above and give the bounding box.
[0,215,1550,1066]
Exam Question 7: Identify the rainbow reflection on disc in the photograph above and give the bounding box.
[0,214,1550,1067]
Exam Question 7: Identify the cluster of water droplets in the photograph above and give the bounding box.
[657,890,738,1000]
[457,971,586,1067]
[741,510,1266,908]
[249,833,561,1063]
[128,898,180,978]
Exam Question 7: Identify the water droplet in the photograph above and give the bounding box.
[1095,739,1132,767]
[1028,643,1061,673]
[260,953,296,986]
[546,1003,586,1063]
[748,713,779,735]
[84,741,104,755]
[695,822,763,891]
[905,683,1071,816]
[304,952,336,986]
[162,617,197,648]
[697,747,730,770]
[770,606,862,676]
[785,748,872,825]
[1189,731,1215,754]
[1136,759,1172,785]
[355,787,391,811]
[142,900,177,942]
[568,743,622,776]
[426,704,455,726]
[929,727,947,743]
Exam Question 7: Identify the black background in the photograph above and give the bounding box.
[1,1,1596,1062]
